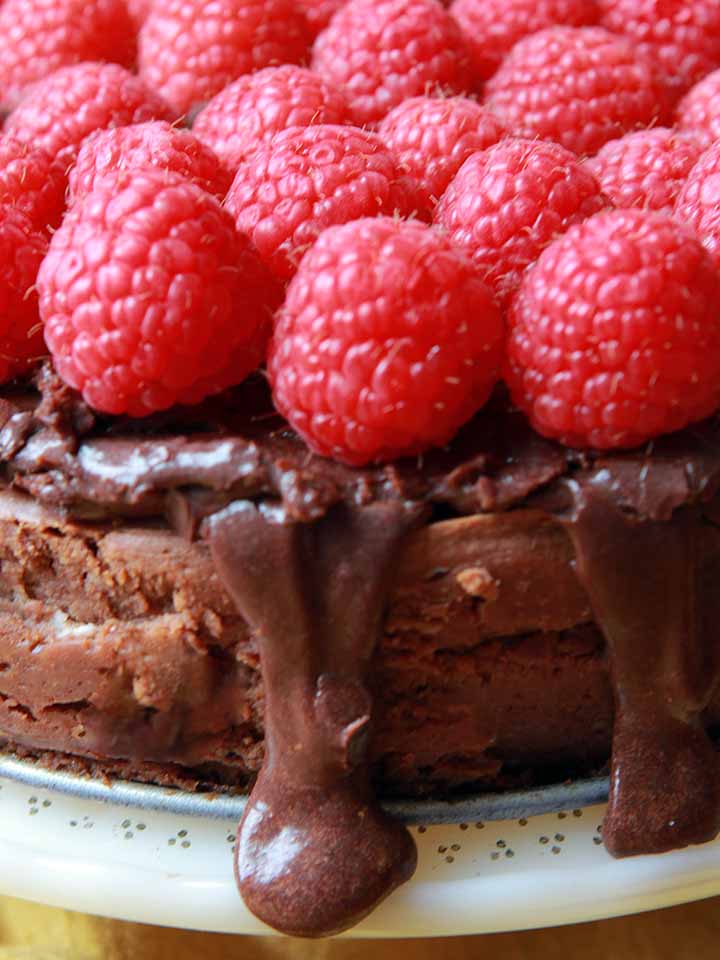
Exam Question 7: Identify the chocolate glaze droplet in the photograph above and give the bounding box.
[205,499,422,937]
[555,476,720,856]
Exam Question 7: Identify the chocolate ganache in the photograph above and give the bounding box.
[2,365,720,935]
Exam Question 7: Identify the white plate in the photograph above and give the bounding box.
[6,773,720,938]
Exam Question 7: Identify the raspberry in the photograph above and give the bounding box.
[585,128,703,214]
[451,0,599,84]
[138,0,311,117]
[0,0,136,111]
[4,63,174,162]
[68,122,232,205]
[311,0,474,127]
[484,27,667,157]
[0,137,68,233]
[676,69,720,150]
[598,0,720,102]
[377,96,506,216]
[192,66,348,174]
[225,124,421,280]
[38,169,281,417]
[505,209,720,450]
[674,142,720,272]
[268,216,504,465]
[0,206,48,382]
[434,138,607,307]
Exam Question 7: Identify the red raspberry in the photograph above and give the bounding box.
[0,206,48,382]
[0,0,136,112]
[268,216,504,465]
[674,142,720,272]
[434,138,607,307]
[311,0,474,128]
[38,169,281,416]
[505,208,720,449]
[225,124,421,280]
[378,96,506,216]
[192,66,348,175]
[598,0,720,102]
[294,0,344,38]
[68,121,232,205]
[0,137,68,233]
[585,128,703,214]
[676,69,720,150]
[138,0,311,117]
[4,63,174,162]
[484,27,667,157]
[451,0,599,84]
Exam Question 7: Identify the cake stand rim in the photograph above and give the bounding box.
[0,751,609,824]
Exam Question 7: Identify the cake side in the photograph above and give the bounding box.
[2,486,719,797]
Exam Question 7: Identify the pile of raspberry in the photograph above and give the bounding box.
[2,0,720,464]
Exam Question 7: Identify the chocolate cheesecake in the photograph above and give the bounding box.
[2,364,720,935]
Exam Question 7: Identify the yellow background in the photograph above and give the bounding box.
[0,897,718,960]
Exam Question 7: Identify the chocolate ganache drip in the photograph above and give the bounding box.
[204,499,422,937]
[549,472,720,857]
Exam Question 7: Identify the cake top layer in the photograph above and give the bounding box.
[2,365,720,526]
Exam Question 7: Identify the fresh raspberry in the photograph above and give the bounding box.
[434,139,607,307]
[378,96,506,216]
[138,0,311,117]
[0,0,136,112]
[311,0,474,127]
[225,124,421,280]
[38,169,281,417]
[585,128,703,214]
[598,0,720,102]
[4,63,174,162]
[192,66,348,175]
[505,209,720,449]
[674,142,720,272]
[0,138,68,233]
[484,27,667,157]
[676,69,720,150]
[0,206,48,382]
[268,216,504,465]
[451,0,599,84]
[68,121,232,205]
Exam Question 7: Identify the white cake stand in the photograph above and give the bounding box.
[4,757,720,938]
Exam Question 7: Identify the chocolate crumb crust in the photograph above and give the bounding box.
[2,364,720,935]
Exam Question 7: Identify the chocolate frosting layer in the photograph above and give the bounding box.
[3,365,720,935]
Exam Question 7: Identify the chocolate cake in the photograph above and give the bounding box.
[2,366,720,935]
